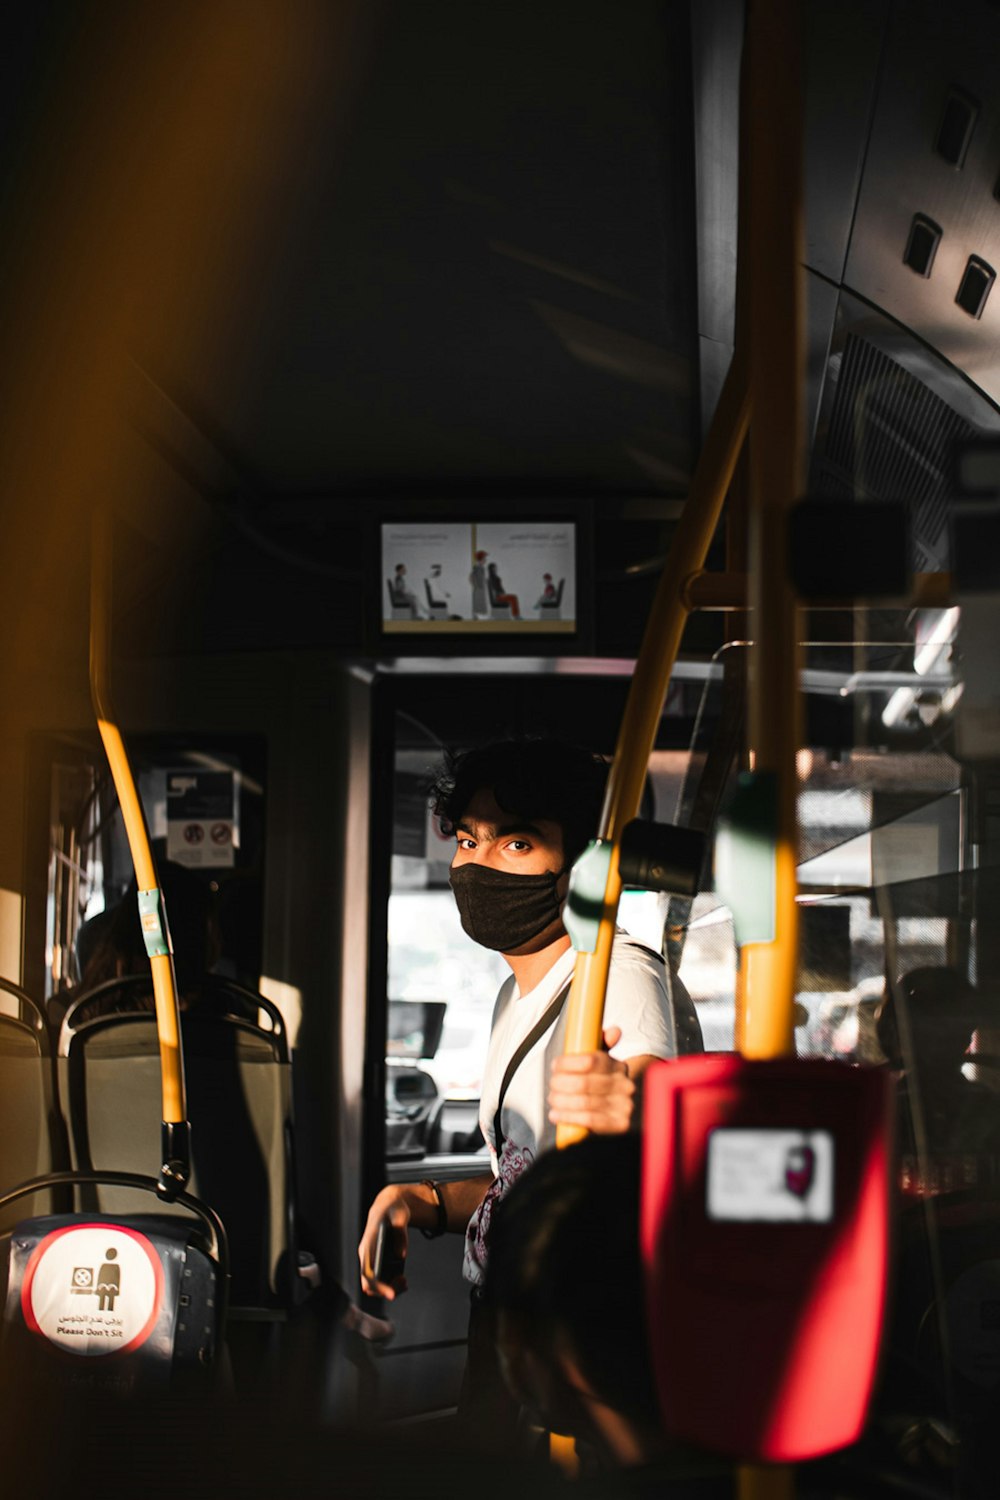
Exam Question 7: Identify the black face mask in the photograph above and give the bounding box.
[449,863,564,952]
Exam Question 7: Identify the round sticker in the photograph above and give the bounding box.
[21,1224,164,1357]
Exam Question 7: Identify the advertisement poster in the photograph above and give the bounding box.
[166,770,237,868]
[381,521,575,632]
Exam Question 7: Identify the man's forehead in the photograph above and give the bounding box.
[458,788,507,822]
[457,787,560,836]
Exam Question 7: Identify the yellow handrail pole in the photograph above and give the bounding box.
[737,0,804,1494]
[556,353,749,1147]
[738,1470,796,1500]
[739,0,804,1061]
[90,508,187,1130]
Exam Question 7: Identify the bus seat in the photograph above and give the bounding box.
[538,577,564,617]
[0,1174,225,1396]
[386,579,413,621]
[423,580,449,620]
[0,980,69,1230]
[58,977,297,1313]
[486,573,514,619]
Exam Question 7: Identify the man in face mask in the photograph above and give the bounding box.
[358,737,688,1440]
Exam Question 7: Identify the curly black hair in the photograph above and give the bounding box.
[427,736,608,866]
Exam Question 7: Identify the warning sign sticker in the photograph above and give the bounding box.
[21,1224,164,1357]
[166,771,237,869]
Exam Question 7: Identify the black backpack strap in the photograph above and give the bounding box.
[493,976,572,1156]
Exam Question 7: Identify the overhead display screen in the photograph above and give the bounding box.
[381,521,576,634]
[706,1128,835,1223]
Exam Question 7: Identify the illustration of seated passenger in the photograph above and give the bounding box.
[486,561,521,619]
[423,563,458,620]
[534,573,564,618]
[387,563,422,620]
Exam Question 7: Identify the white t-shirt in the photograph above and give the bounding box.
[463,931,682,1285]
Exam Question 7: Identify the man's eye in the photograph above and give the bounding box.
[456,837,476,850]
[506,840,530,853]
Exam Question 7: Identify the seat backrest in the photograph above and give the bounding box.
[59,978,293,1309]
[555,577,565,604]
[0,980,68,1230]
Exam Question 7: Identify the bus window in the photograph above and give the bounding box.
[670,895,737,1052]
[386,733,508,1161]
[29,733,266,1010]
[386,887,505,1157]
[794,725,963,1068]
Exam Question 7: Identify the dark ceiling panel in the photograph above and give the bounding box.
[136,1,700,497]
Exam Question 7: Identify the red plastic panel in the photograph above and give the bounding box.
[641,1054,893,1462]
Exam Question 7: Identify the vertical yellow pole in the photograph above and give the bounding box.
[739,1469,796,1500]
[738,0,804,1494]
[740,0,804,1053]
[549,1433,579,1475]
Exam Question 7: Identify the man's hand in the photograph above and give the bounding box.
[358,1176,493,1299]
[548,1027,658,1135]
[358,1185,415,1300]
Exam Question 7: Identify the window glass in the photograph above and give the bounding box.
[386,734,509,1160]
[387,889,505,1107]
[35,735,265,1006]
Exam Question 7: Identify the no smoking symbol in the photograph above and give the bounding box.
[211,823,232,845]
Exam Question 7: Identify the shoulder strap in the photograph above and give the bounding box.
[619,937,665,965]
[493,975,572,1156]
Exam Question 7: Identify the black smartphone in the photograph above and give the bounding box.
[372,1221,406,1286]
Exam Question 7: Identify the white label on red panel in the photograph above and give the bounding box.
[21,1224,164,1356]
[707,1128,835,1222]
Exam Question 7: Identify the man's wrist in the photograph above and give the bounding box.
[418,1179,448,1238]
[394,1179,445,1233]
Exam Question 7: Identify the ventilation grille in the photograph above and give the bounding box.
[811,334,975,571]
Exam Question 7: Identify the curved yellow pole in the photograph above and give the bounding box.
[556,353,749,1145]
[90,510,187,1131]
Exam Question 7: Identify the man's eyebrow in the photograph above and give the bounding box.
[453,818,544,839]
